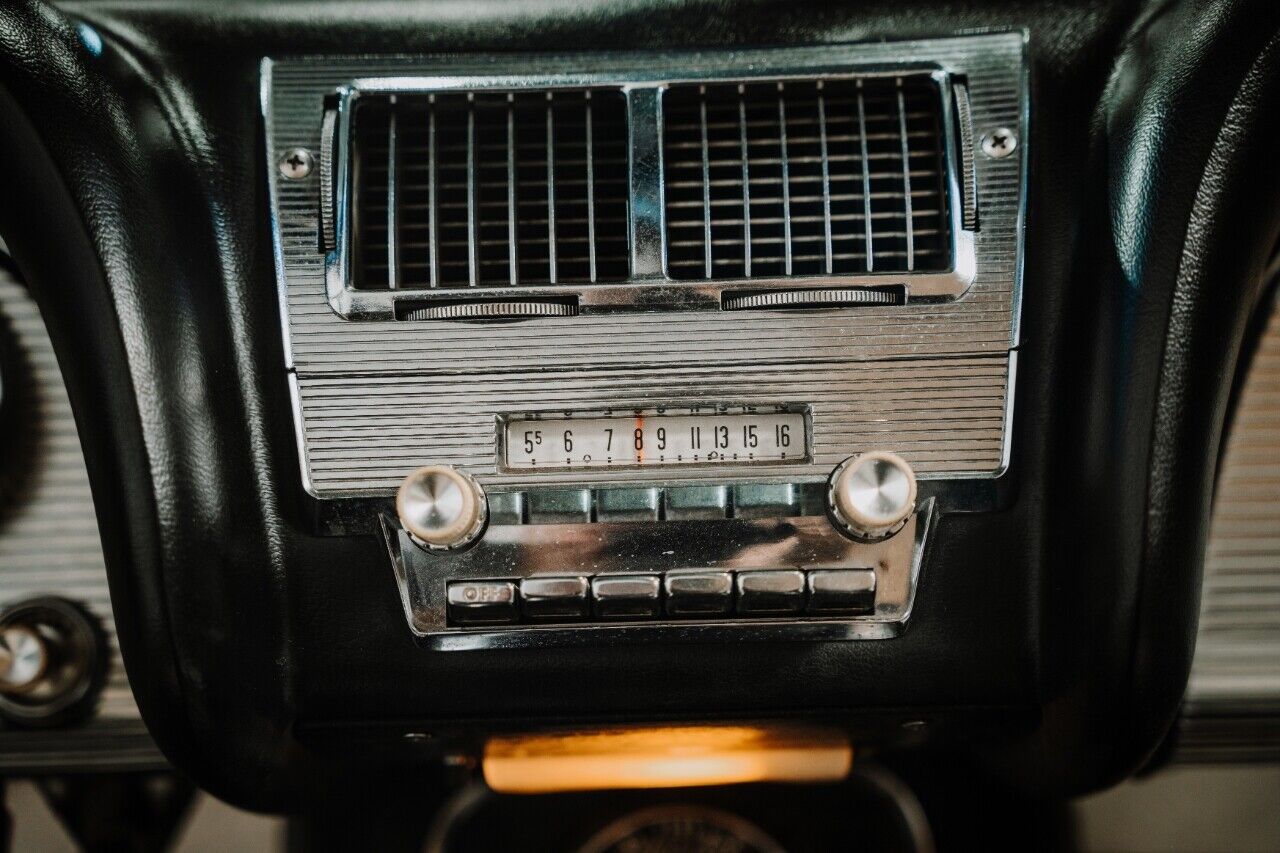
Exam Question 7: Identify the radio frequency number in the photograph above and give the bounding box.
[505,411,806,470]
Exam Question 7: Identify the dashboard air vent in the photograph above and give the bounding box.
[351,89,630,290]
[663,76,951,280]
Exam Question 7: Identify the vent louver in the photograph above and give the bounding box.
[351,89,630,290]
[662,76,951,280]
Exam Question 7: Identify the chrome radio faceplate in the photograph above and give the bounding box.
[264,34,1027,500]
[265,36,1025,646]
[383,483,936,649]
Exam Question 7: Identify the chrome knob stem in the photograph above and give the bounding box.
[397,465,488,551]
[828,451,917,541]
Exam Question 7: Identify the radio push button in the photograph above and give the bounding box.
[596,488,661,522]
[664,571,733,616]
[591,575,661,620]
[662,486,729,521]
[520,576,590,621]
[447,581,518,625]
[733,484,800,519]
[736,570,806,615]
[807,569,877,615]
[526,489,592,524]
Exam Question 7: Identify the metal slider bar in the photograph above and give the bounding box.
[466,92,479,287]
[427,93,440,288]
[700,85,712,279]
[738,83,752,277]
[817,80,833,275]
[624,87,665,279]
[856,80,874,272]
[585,90,597,283]
[777,81,792,276]
[546,91,557,284]
[507,93,519,286]
[897,77,915,271]
[386,95,399,289]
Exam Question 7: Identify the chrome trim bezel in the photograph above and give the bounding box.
[494,403,815,474]
[260,58,295,369]
[382,497,936,649]
[323,62,975,320]
[1010,38,1032,349]
[264,37,1028,500]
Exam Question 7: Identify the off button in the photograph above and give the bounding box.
[447,580,518,625]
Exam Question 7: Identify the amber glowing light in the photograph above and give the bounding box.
[482,724,853,794]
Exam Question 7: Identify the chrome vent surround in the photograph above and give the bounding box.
[318,54,979,321]
[663,76,950,280]
[265,37,1026,498]
[350,89,630,290]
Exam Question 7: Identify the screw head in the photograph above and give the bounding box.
[980,128,1018,159]
[277,148,314,180]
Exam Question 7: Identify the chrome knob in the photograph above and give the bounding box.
[396,465,488,551]
[0,624,48,695]
[0,597,108,727]
[828,451,917,541]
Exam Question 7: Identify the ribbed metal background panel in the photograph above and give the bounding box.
[1185,291,1280,726]
[0,266,161,769]
[297,355,1010,492]
[266,36,1025,496]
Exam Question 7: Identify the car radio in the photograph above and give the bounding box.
[262,34,1026,647]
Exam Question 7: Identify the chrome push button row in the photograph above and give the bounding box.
[446,568,878,627]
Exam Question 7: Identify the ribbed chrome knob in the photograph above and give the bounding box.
[396,465,488,551]
[828,451,917,541]
[0,597,108,727]
[0,625,48,695]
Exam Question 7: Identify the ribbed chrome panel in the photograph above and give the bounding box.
[297,356,1010,492]
[1186,290,1280,718]
[265,36,1026,498]
[663,76,950,279]
[1175,714,1280,763]
[0,265,161,769]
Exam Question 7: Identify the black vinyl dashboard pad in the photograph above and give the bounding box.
[0,0,1278,810]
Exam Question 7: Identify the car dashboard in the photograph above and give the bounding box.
[0,0,1277,848]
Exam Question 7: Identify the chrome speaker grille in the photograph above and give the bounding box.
[0,263,161,771]
[663,76,950,280]
[1181,288,1280,759]
[351,89,629,290]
